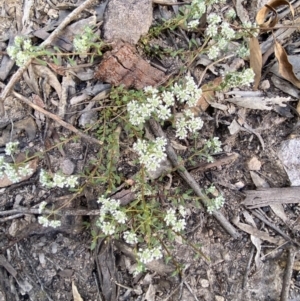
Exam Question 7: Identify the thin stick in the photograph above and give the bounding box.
[280,248,296,301]
[148,119,240,239]
[0,0,97,115]
[12,91,102,145]
[242,245,255,289]
[0,208,101,217]
[252,210,300,247]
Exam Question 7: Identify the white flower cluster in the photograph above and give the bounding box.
[137,246,163,264]
[7,36,43,67]
[222,68,255,89]
[205,185,225,214]
[128,75,202,127]
[205,12,237,59]
[187,0,206,29]
[175,109,204,140]
[206,195,225,214]
[38,216,61,228]
[0,142,33,183]
[123,231,138,244]
[5,141,19,156]
[96,196,128,236]
[164,205,187,232]
[39,169,79,189]
[133,137,167,173]
[206,137,222,154]
[73,26,94,53]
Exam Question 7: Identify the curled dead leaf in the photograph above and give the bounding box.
[72,281,84,301]
[256,0,294,28]
[249,37,262,90]
[274,40,300,88]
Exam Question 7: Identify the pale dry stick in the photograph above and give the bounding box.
[148,119,240,239]
[12,91,102,145]
[197,54,235,87]
[0,207,102,217]
[0,0,97,116]
[280,247,296,301]
[242,245,255,289]
[252,209,300,247]
[183,281,200,301]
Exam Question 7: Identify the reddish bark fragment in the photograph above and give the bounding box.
[94,42,166,89]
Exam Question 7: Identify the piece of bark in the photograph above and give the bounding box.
[243,187,300,209]
[94,42,166,89]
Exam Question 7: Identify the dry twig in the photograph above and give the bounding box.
[12,91,102,145]
[148,118,240,239]
[280,247,296,301]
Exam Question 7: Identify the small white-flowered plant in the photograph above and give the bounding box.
[38,216,61,228]
[175,109,204,140]
[7,36,45,67]
[123,231,138,244]
[164,206,187,232]
[96,196,129,235]
[39,169,79,189]
[38,201,47,214]
[207,45,220,60]
[137,246,163,264]
[205,185,225,214]
[222,68,255,89]
[5,141,19,156]
[133,137,167,173]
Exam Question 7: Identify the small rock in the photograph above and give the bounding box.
[51,242,58,254]
[103,0,153,44]
[260,79,270,90]
[200,279,210,288]
[278,138,300,186]
[247,156,262,171]
[234,181,245,189]
[38,253,46,267]
[215,296,225,301]
[61,159,75,175]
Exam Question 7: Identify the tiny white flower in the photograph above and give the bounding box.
[114,210,128,224]
[172,219,186,232]
[206,24,218,38]
[53,174,66,188]
[207,45,220,60]
[123,231,138,244]
[5,141,19,156]
[49,220,61,228]
[101,221,116,235]
[38,201,47,214]
[187,19,199,29]
[66,175,79,188]
[164,208,177,226]
[162,91,175,106]
[18,164,33,177]
[38,216,49,227]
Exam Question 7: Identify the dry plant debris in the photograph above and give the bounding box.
[0,0,300,300]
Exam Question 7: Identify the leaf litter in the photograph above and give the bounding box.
[1,0,300,300]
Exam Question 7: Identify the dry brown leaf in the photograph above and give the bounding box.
[274,40,300,88]
[193,77,222,114]
[256,0,294,28]
[249,37,262,90]
[33,65,62,99]
[72,281,84,301]
[0,158,38,188]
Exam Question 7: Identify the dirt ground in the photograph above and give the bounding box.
[1,0,300,300]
